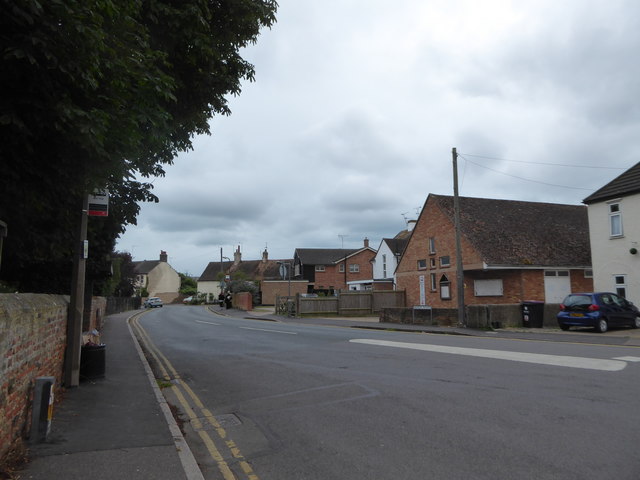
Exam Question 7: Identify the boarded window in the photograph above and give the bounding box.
[474,279,503,297]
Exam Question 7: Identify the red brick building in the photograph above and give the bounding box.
[294,239,376,293]
[396,194,593,308]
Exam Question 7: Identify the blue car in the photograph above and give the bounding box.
[557,292,640,333]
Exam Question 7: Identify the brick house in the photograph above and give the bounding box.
[583,162,640,304]
[294,239,377,293]
[395,194,593,308]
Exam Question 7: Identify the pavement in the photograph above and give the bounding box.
[16,306,640,480]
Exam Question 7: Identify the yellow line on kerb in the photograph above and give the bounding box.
[132,313,259,480]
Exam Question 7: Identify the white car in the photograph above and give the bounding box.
[144,297,163,308]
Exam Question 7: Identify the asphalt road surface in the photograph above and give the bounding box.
[135,306,640,480]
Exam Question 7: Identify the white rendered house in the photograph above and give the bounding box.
[583,162,640,305]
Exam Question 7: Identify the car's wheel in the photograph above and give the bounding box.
[595,318,608,333]
[559,324,570,331]
[632,317,640,329]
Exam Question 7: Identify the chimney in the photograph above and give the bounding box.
[234,245,241,265]
[407,220,416,232]
[159,250,168,262]
[364,237,369,248]
[262,248,268,263]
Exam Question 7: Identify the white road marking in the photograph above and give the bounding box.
[240,326,297,335]
[195,320,221,326]
[350,339,627,372]
[613,356,640,362]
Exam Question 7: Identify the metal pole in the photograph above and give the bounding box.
[453,148,466,327]
[64,194,88,387]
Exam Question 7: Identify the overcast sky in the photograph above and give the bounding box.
[116,0,639,276]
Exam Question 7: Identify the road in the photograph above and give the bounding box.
[133,306,640,480]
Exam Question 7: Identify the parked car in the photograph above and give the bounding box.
[144,297,163,308]
[557,292,640,333]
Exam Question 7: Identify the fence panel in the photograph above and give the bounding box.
[372,291,405,312]
[338,292,372,315]
[298,297,339,315]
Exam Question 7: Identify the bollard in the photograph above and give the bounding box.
[30,376,55,443]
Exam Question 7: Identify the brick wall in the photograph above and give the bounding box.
[0,293,125,466]
[0,294,68,464]
[261,280,309,305]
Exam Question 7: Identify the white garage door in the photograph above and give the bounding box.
[544,270,571,303]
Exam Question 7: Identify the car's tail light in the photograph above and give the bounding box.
[588,304,600,312]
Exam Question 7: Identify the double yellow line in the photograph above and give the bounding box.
[130,312,259,480]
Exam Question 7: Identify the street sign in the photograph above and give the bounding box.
[88,190,109,217]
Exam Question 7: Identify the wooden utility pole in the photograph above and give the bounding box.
[64,195,88,387]
[452,148,466,327]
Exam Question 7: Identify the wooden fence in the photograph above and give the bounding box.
[277,290,406,317]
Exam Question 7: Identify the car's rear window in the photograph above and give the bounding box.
[563,295,592,307]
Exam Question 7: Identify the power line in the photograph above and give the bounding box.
[459,153,626,170]
[458,155,595,191]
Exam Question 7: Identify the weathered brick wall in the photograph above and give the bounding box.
[261,280,309,305]
[0,294,68,464]
[234,292,253,311]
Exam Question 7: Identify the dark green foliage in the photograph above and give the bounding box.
[0,0,277,292]
[179,273,197,296]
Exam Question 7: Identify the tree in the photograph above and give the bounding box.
[97,251,136,297]
[0,0,277,292]
[179,273,197,296]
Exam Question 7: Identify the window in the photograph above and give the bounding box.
[339,264,345,273]
[474,279,503,297]
[417,259,427,270]
[584,269,593,278]
[614,275,627,298]
[429,237,436,254]
[609,202,623,237]
[349,264,360,273]
[429,258,436,268]
[439,274,451,300]
[382,255,387,278]
[315,265,325,272]
[440,256,450,267]
[545,270,569,277]
[429,273,437,291]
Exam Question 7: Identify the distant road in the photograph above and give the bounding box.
[137,306,640,480]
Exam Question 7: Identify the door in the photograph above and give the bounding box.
[544,270,571,303]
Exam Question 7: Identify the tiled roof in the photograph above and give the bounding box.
[431,194,590,267]
[583,162,640,204]
[198,259,292,282]
[295,248,359,265]
[198,261,234,282]
[382,238,409,256]
[132,260,160,274]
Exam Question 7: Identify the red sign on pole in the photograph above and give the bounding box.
[87,190,109,217]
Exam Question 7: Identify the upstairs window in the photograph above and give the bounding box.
[339,264,345,273]
[609,202,623,237]
[440,256,450,267]
[417,259,427,270]
[349,264,360,273]
[428,237,436,255]
[315,265,325,272]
